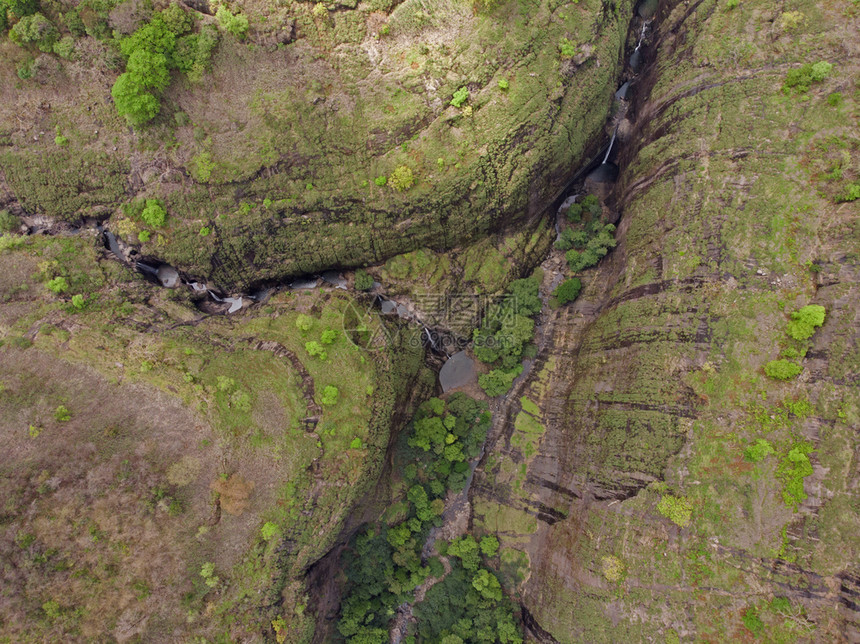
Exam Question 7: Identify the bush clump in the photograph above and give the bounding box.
[450,86,468,108]
[554,277,582,305]
[388,165,414,191]
[783,61,833,93]
[473,277,541,396]
[354,269,374,291]
[764,359,802,380]
[656,494,693,527]
[786,304,825,340]
[216,6,249,39]
[9,13,58,52]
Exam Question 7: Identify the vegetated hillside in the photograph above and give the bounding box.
[0,232,430,640]
[470,0,860,640]
[1,0,633,290]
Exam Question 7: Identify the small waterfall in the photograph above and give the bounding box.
[603,127,618,164]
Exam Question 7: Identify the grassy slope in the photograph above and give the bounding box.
[471,0,860,640]
[0,0,633,290]
[0,233,426,641]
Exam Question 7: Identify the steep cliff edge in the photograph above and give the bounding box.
[0,0,635,290]
[471,0,860,640]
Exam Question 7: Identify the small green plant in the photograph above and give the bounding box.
[777,442,814,509]
[764,359,802,380]
[554,278,582,305]
[354,269,374,291]
[28,424,42,438]
[199,226,211,236]
[497,79,509,90]
[312,2,328,19]
[374,175,387,187]
[200,561,219,588]
[726,0,739,8]
[71,294,85,309]
[305,341,327,361]
[837,182,860,203]
[140,199,167,227]
[350,437,363,449]
[320,329,339,345]
[46,276,69,294]
[388,165,415,191]
[216,6,249,39]
[780,10,804,30]
[558,38,577,58]
[479,535,499,557]
[657,494,692,527]
[783,61,834,93]
[261,521,280,541]
[53,405,71,422]
[320,385,339,406]
[786,304,825,340]
[54,134,68,147]
[296,314,314,333]
[478,367,521,397]
[0,210,18,234]
[742,607,764,637]
[601,555,625,582]
[744,438,775,463]
[138,230,151,242]
[450,86,469,108]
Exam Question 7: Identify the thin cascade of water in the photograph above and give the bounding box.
[603,127,618,164]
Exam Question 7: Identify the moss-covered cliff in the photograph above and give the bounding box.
[470,0,860,640]
[1,0,635,290]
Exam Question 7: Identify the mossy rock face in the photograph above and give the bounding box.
[1,0,634,291]
[470,0,860,640]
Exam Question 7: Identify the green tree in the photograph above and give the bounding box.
[389,165,415,191]
[112,74,161,126]
[764,359,802,380]
[9,13,58,52]
[554,278,582,304]
[320,385,339,406]
[786,304,825,341]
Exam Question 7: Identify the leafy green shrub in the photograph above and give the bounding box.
[742,607,764,637]
[374,175,387,187]
[565,223,616,272]
[554,278,582,304]
[743,438,774,463]
[350,437,363,449]
[777,442,813,509]
[46,276,69,294]
[726,0,739,9]
[52,35,75,59]
[140,199,167,227]
[295,314,314,333]
[320,385,339,406]
[783,61,834,93]
[138,230,151,242]
[0,210,18,234]
[216,6,249,39]
[837,182,860,203]
[199,226,211,236]
[200,561,219,587]
[656,494,692,527]
[479,535,499,557]
[112,74,161,126]
[450,86,469,108]
[558,38,576,58]
[764,359,802,380]
[71,294,85,309]
[9,13,59,53]
[53,405,71,422]
[389,165,414,191]
[786,304,825,340]
[601,555,625,582]
[54,134,68,147]
[478,367,521,397]
[320,329,338,345]
[261,521,280,541]
[497,79,509,90]
[354,269,374,291]
[305,341,327,361]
